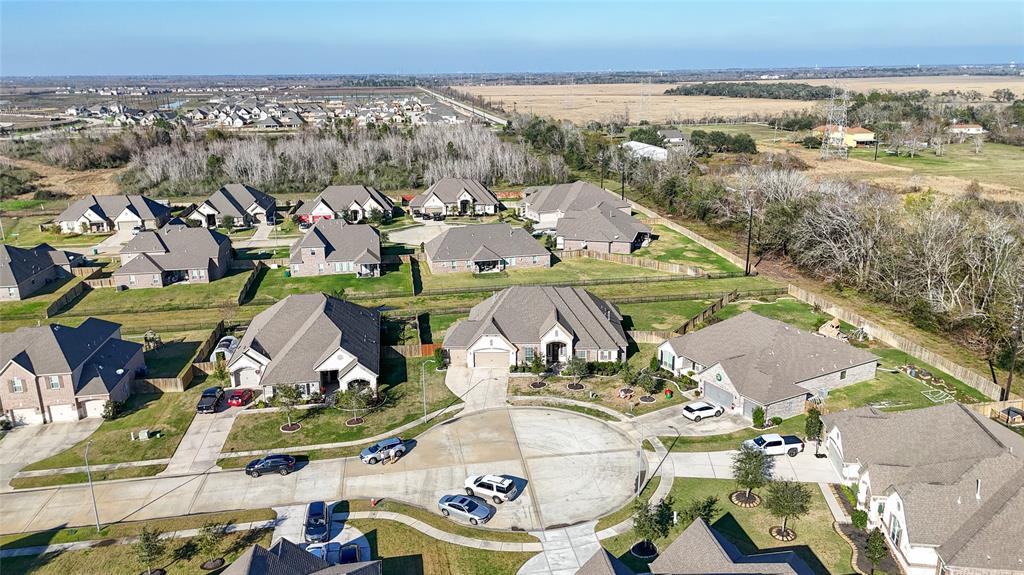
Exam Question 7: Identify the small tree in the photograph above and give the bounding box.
[211,358,228,381]
[632,496,673,554]
[635,372,663,395]
[334,387,370,413]
[529,354,545,382]
[865,528,889,574]
[433,347,446,369]
[732,443,774,504]
[133,526,165,575]
[101,399,123,421]
[562,356,589,385]
[805,407,823,455]
[195,523,226,566]
[221,215,235,230]
[752,406,766,429]
[648,355,660,372]
[274,385,303,430]
[679,495,719,526]
[765,480,812,538]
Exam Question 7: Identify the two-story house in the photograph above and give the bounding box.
[288,220,382,278]
[113,223,232,288]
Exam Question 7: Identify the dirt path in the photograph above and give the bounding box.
[1,155,126,197]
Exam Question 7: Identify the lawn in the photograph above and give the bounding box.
[418,256,675,292]
[0,274,82,319]
[424,312,467,343]
[0,215,110,247]
[9,465,167,490]
[715,297,841,332]
[221,356,459,453]
[348,519,533,575]
[633,224,743,274]
[249,263,414,304]
[659,416,803,453]
[346,500,537,544]
[235,246,290,260]
[848,141,1024,191]
[62,268,252,316]
[134,330,209,378]
[602,478,855,575]
[619,299,711,331]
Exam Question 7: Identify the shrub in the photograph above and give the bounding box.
[635,372,664,395]
[588,361,622,376]
[0,418,11,431]
[770,416,783,427]
[649,356,660,372]
[102,400,124,421]
[433,347,446,367]
[852,509,869,530]
[752,406,766,429]
[679,495,719,526]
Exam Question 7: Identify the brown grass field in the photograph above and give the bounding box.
[1,155,125,197]
[757,74,1024,95]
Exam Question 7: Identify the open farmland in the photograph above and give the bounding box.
[750,74,1024,96]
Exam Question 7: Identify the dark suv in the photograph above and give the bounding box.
[303,501,329,542]
[196,386,224,414]
[245,454,296,477]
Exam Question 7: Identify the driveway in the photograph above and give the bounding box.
[666,447,840,483]
[630,402,749,437]
[388,220,455,246]
[160,406,244,475]
[90,227,135,255]
[0,420,101,492]
[444,366,509,412]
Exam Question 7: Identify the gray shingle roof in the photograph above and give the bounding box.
[289,221,380,265]
[555,207,650,243]
[664,311,878,404]
[230,293,380,387]
[425,223,548,262]
[444,286,628,351]
[57,194,171,223]
[204,184,276,218]
[221,538,330,575]
[116,223,230,274]
[650,518,813,575]
[577,549,635,575]
[409,178,500,208]
[1,243,73,286]
[523,181,629,215]
[295,185,393,216]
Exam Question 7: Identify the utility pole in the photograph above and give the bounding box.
[85,441,101,533]
[1002,283,1024,401]
[421,358,436,423]
[744,203,754,276]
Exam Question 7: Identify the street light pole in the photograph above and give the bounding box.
[84,440,101,533]
[421,358,436,423]
[636,420,644,498]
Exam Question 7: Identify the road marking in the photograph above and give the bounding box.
[505,408,547,531]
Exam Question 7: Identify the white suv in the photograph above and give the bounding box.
[681,401,725,422]
[465,474,518,504]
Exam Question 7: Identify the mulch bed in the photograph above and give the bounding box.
[345,417,364,427]
[839,523,901,575]
[770,526,797,541]
[730,491,762,508]
[530,381,547,389]
[638,395,656,403]
[566,382,586,391]
[629,541,659,559]
[201,558,225,571]
[280,423,301,433]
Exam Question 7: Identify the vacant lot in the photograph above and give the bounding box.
[754,74,1024,96]
[0,155,125,197]
[418,256,674,291]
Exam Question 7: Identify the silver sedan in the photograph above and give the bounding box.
[437,494,494,525]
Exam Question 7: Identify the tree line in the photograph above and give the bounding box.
[665,82,837,100]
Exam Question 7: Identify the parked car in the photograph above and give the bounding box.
[419,212,433,220]
[743,434,805,457]
[303,501,329,543]
[437,494,493,525]
[131,225,143,236]
[245,454,296,477]
[195,386,224,414]
[299,221,312,230]
[359,437,407,464]
[432,213,445,221]
[209,335,239,363]
[681,400,725,422]
[226,388,254,407]
[306,542,341,564]
[339,543,361,564]
[465,474,518,504]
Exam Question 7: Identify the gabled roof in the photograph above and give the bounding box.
[663,312,878,404]
[221,538,329,575]
[116,223,230,274]
[57,194,171,223]
[577,549,635,575]
[444,286,627,351]
[523,181,629,215]
[295,185,394,216]
[409,178,500,208]
[555,206,650,244]
[204,183,276,218]
[0,243,73,286]
[650,518,813,575]
[289,221,381,265]
[229,293,380,386]
[425,223,548,263]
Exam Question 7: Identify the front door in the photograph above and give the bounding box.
[546,342,566,364]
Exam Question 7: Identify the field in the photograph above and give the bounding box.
[754,74,1024,95]
[417,257,674,291]
[0,155,124,197]
[249,263,414,303]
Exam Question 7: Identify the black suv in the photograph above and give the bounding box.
[245,454,296,477]
[303,500,329,542]
[196,386,224,414]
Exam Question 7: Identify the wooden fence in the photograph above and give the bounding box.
[45,279,89,317]
[628,330,674,344]
[637,213,753,273]
[966,399,1023,422]
[237,262,267,305]
[71,265,103,278]
[786,284,1006,400]
[134,321,226,394]
[84,277,118,289]
[673,290,739,335]
[557,249,704,276]
[134,377,185,394]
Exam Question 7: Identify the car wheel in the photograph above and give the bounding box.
[694,415,702,422]
[469,518,479,526]
[248,470,260,478]
[788,448,798,457]
[279,467,290,475]
[465,488,475,496]
[492,496,503,505]
[441,508,450,517]
[716,409,724,417]
[368,457,377,465]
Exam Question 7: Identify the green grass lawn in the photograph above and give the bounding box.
[425,312,468,343]
[660,415,802,453]
[221,356,459,453]
[849,141,1024,191]
[0,274,82,319]
[138,333,205,378]
[602,477,854,575]
[1,215,110,247]
[346,500,538,543]
[62,268,252,316]
[715,298,840,332]
[249,263,414,304]
[9,465,168,489]
[235,246,290,260]
[633,224,743,274]
[619,299,711,331]
[419,257,674,292]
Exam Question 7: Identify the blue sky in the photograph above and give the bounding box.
[2,1,1021,75]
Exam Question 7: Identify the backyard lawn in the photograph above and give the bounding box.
[618,299,711,331]
[601,478,855,575]
[61,268,253,316]
[424,312,467,343]
[633,224,743,274]
[0,274,82,319]
[848,141,1024,191]
[418,257,675,292]
[249,263,414,304]
[715,297,841,332]
[0,215,109,248]
[221,356,459,453]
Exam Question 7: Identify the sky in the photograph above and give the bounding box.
[1,0,1022,76]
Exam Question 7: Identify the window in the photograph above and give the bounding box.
[10,378,24,393]
[129,275,136,285]
[525,347,535,361]
[840,370,847,380]
[291,265,299,273]
[599,350,612,361]
[335,262,342,272]
[6,288,15,297]
[533,256,538,264]
[576,350,587,360]
[507,257,516,266]
[48,376,60,390]
[317,263,324,273]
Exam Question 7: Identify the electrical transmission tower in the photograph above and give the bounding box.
[638,77,651,122]
[820,85,850,160]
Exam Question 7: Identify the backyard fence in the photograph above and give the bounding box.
[237,262,267,305]
[556,249,704,276]
[628,330,674,344]
[71,265,103,278]
[673,290,739,335]
[134,321,226,394]
[786,284,1007,400]
[632,210,754,274]
[84,277,118,289]
[44,278,92,318]
[967,399,1024,425]
[604,287,784,306]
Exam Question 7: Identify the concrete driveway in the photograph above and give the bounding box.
[161,405,244,475]
[0,420,101,492]
[444,366,509,411]
[667,447,840,483]
[90,227,135,254]
[631,402,749,437]
[388,220,455,246]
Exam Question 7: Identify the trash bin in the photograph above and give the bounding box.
[92,248,98,255]
[664,389,673,399]
[283,270,291,278]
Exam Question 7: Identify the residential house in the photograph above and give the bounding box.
[295,185,394,224]
[621,140,669,161]
[822,403,1024,575]
[227,293,381,397]
[1,243,79,301]
[576,549,636,575]
[223,538,381,575]
[812,125,876,148]
[188,183,277,228]
[657,128,687,144]
[658,312,878,420]
[0,319,145,425]
[409,178,502,216]
[56,194,171,234]
[554,207,651,253]
[288,220,382,278]
[444,286,628,368]
[649,518,814,575]
[521,181,630,229]
[113,223,232,288]
[424,223,550,274]
[948,123,986,136]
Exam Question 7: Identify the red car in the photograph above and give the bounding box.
[226,388,254,407]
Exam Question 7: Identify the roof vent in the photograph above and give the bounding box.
[976,479,982,500]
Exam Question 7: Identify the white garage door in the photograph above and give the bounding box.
[703,382,733,409]
[83,400,107,418]
[474,351,508,368]
[11,408,44,426]
[236,368,260,388]
[49,404,80,422]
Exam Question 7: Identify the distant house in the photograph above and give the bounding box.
[188,183,277,228]
[295,185,394,224]
[114,223,232,288]
[812,125,876,147]
[649,518,814,575]
[444,286,628,368]
[657,128,687,144]
[227,293,380,397]
[223,538,381,575]
[521,181,630,229]
[1,244,79,301]
[554,207,651,253]
[424,223,550,274]
[658,312,878,420]
[621,140,668,161]
[0,319,145,425]
[409,178,502,216]
[949,123,986,137]
[288,220,382,278]
[56,194,171,234]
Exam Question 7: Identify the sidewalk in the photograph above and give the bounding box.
[14,458,170,479]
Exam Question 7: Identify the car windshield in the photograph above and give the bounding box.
[684,405,696,412]
[366,444,381,454]
[753,437,767,447]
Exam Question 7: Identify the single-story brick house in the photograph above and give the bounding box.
[554,206,651,253]
[423,223,550,274]
[187,183,277,228]
[114,223,232,288]
[295,185,394,224]
[409,178,501,216]
[1,243,80,301]
[56,194,171,234]
[521,181,630,229]
[444,285,628,368]
[658,311,878,420]
[288,220,382,278]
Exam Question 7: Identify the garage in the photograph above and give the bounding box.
[743,399,760,419]
[702,382,733,409]
[10,408,43,426]
[48,404,81,422]
[473,351,508,368]
[234,368,260,387]
[83,399,107,418]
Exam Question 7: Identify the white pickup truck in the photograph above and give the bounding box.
[743,433,805,457]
